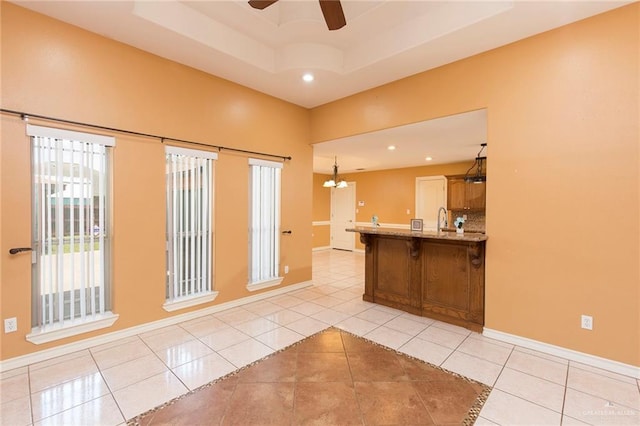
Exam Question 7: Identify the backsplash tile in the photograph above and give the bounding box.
[450,210,485,233]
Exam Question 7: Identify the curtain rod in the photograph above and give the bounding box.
[0,108,292,161]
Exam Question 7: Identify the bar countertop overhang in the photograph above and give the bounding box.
[346,226,488,242]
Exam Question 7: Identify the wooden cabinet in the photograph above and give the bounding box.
[447,175,486,210]
[359,231,485,332]
[422,242,484,328]
[447,178,467,210]
[466,180,486,209]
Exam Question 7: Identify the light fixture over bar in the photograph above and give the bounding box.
[464,143,487,184]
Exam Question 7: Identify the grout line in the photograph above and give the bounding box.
[568,359,639,385]
[436,327,470,368]
[27,362,35,426]
[494,387,566,418]
[340,331,367,425]
[559,363,571,425]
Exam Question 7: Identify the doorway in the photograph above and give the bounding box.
[330,182,355,250]
[415,176,447,231]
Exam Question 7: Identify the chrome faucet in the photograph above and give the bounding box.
[437,206,448,233]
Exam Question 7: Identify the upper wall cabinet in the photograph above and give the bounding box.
[447,175,486,211]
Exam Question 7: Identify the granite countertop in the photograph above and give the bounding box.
[346,226,488,242]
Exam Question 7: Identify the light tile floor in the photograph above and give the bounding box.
[1,249,639,425]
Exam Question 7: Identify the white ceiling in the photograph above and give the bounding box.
[12,0,628,173]
[314,109,487,173]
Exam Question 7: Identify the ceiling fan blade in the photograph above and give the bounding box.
[319,0,346,31]
[248,0,279,10]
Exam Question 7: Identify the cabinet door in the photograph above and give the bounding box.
[423,242,470,312]
[447,178,466,210]
[466,181,486,209]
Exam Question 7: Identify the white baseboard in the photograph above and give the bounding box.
[483,328,640,379]
[0,280,313,373]
[312,246,331,252]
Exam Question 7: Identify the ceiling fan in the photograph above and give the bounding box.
[248,0,346,31]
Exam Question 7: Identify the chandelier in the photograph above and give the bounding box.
[323,157,348,188]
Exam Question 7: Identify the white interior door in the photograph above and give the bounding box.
[330,182,355,250]
[415,176,447,231]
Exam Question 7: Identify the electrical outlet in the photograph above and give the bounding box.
[284,265,289,274]
[581,315,593,330]
[463,214,468,220]
[4,317,17,333]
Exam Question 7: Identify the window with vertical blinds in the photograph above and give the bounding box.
[28,124,118,343]
[164,146,218,311]
[248,158,283,291]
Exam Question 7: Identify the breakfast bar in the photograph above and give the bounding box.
[347,227,487,332]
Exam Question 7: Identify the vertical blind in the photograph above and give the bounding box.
[28,124,114,329]
[165,146,216,301]
[249,158,282,284]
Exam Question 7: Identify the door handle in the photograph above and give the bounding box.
[281,230,292,234]
[9,247,33,255]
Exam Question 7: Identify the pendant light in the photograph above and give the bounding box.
[464,143,487,184]
[323,156,348,188]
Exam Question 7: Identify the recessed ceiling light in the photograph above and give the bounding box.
[387,145,396,151]
[302,73,314,82]
[425,156,433,161]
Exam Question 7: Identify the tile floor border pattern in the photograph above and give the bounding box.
[126,326,493,426]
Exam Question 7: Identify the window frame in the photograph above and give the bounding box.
[26,124,118,344]
[163,146,218,312]
[247,158,284,291]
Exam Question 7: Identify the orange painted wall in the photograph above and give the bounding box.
[342,162,474,224]
[0,3,312,360]
[313,173,332,222]
[312,173,331,248]
[312,226,330,249]
[311,5,639,366]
